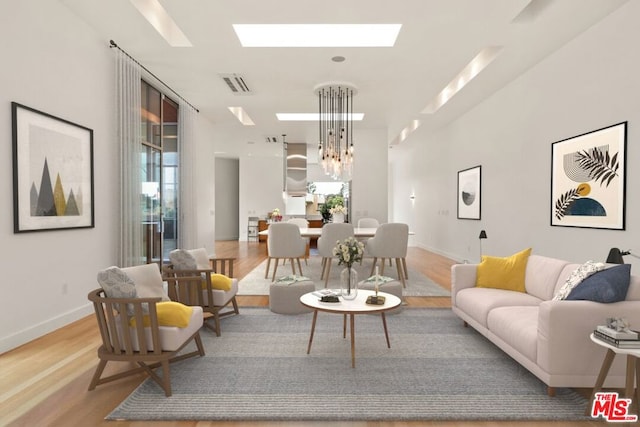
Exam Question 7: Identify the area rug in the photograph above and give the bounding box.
[238,255,450,297]
[107,308,589,421]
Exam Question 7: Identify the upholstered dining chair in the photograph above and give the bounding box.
[366,223,409,287]
[164,248,239,337]
[317,222,355,287]
[89,263,205,396]
[357,217,380,228]
[287,217,310,264]
[265,222,306,281]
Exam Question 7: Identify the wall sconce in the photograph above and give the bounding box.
[479,230,487,260]
[410,194,416,201]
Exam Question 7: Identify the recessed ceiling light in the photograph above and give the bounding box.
[332,56,346,62]
[232,24,401,47]
[276,113,365,121]
[228,106,255,126]
[422,46,503,114]
[129,0,192,47]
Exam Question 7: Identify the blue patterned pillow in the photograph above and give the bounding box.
[566,264,631,303]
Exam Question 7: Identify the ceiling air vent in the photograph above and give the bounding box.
[220,73,252,95]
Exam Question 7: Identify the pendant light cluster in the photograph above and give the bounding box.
[317,84,355,180]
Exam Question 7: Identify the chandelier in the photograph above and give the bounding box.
[317,84,355,179]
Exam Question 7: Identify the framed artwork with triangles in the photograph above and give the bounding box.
[12,102,94,233]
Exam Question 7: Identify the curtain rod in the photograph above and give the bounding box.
[109,40,199,113]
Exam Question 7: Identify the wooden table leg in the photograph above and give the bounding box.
[381,312,391,348]
[350,314,355,368]
[343,314,347,338]
[306,310,318,354]
[587,348,616,416]
[625,355,635,400]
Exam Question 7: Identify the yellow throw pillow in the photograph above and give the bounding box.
[130,301,193,328]
[475,248,532,293]
[208,273,233,291]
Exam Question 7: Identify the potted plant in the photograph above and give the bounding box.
[319,194,344,223]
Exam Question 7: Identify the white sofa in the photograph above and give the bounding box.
[451,254,640,396]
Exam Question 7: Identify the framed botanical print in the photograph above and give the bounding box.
[12,102,94,233]
[550,122,626,230]
[457,165,481,220]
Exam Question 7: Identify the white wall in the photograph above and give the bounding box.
[0,2,117,353]
[215,158,239,241]
[239,156,286,240]
[235,128,389,240]
[391,1,640,269]
[0,1,218,353]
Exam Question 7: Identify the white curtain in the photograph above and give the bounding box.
[177,100,198,249]
[115,49,142,267]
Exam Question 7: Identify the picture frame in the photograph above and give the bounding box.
[12,102,94,233]
[550,122,626,230]
[457,165,481,220]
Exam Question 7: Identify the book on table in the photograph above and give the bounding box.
[596,325,639,340]
[593,330,640,348]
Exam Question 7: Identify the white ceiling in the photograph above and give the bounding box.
[61,0,627,158]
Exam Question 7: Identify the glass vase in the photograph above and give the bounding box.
[340,267,358,300]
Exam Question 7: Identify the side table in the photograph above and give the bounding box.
[588,333,640,420]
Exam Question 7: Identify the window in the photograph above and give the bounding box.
[140,80,179,263]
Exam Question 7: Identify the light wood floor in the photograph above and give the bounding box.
[2,242,602,427]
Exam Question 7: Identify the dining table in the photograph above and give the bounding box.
[258,227,414,238]
[258,227,380,238]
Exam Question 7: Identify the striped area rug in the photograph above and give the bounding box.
[107,308,590,421]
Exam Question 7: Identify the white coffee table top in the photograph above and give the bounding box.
[300,289,401,314]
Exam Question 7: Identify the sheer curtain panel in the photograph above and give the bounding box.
[115,49,143,267]
[177,100,198,249]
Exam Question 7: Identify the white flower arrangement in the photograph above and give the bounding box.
[271,208,282,222]
[332,236,365,268]
[330,205,347,215]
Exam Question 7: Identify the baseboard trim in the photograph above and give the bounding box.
[0,303,93,354]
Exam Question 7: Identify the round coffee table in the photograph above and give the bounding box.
[300,290,402,368]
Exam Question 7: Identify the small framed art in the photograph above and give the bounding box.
[457,165,481,220]
[12,102,94,233]
[550,122,626,230]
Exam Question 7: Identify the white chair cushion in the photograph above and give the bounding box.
[115,306,203,351]
[202,278,239,306]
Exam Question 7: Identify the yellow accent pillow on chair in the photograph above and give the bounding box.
[208,273,233,291]
[129,301,193,328]
[475,248,532,292]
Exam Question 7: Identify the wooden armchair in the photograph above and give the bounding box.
[87,287,204,397]
[164,249,239,337]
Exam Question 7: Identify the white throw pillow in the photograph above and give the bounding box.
[122,263,170,301]
[552,260,605,301]
[188,248,211,270]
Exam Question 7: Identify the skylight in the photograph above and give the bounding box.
[129,0,192,47]
[422,46,503,114]
[276,113,365,121]
[228,107,255,126]
[233,24,401,47]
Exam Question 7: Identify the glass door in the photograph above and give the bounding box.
[140,81,181,264]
